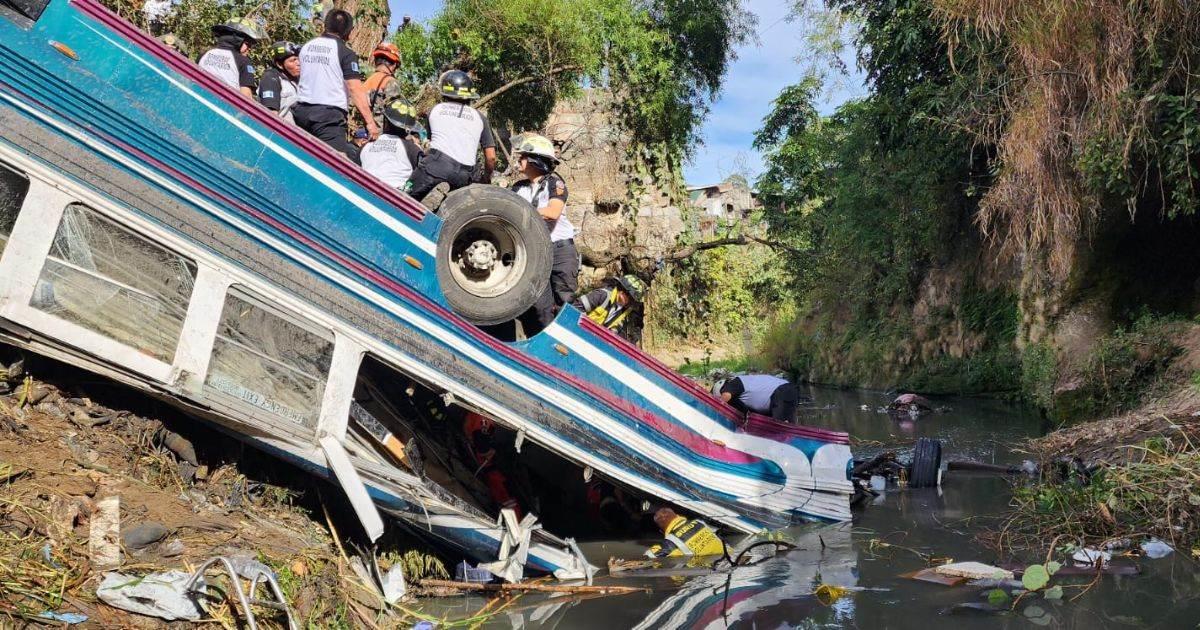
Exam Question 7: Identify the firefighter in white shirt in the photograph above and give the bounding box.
[257,42,300,123]
[360,100,424,190]
[198,18,263,99]
[293,10,379,162]
[511,134,578,335]
[407,70,497,201]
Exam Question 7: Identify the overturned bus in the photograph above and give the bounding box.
[0,0,854,577]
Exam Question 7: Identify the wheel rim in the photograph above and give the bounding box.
[447,214,527,299]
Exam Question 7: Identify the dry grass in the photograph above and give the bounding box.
[935,0,1200,280]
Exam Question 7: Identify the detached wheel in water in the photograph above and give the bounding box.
[908,437,942,488]
[435,185,551,326]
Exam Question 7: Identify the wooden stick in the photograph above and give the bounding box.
[419,579,646,595]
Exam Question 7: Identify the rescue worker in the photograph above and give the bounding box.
[407,70,496,200]
[573,275,645,332]
[463,412,522,519]
[713,374,801,424]
[360,100,424,190]
[294,9,380,162]
[198,17,264,98]
[645,507,725,558]
[363,42,404,129]
[257,42,301,123]
[511,134,577,335]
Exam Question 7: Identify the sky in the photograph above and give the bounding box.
[388,0,865,187]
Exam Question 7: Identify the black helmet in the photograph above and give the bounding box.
[270,41,299,64]
[212,17,264,43]
[439,70,478,101]
[614,275,646,302]
[383,100,422,134]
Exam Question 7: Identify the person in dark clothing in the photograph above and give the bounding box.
[511,134,577,335]
[198,18,263,99]
[714,374,801,424]
[463,411,522,518]
[293,10,378,162]
[407,70,496,202]
[257,41,300,123]
[573,274,645,332]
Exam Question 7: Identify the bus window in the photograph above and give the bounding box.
[1,0,51,22]
[30,203,196,362]
[0,161,29,256]
[204,289,333,428]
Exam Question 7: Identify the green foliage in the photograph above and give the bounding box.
[1077,314,1180,418]
[102,0,316,68]
[1021,342,1058,410]
[676,355,755,377]
[750,0,996,388]
[396,0,752,166]
[1007,439,1200,550]
[1021,563,1050,591]
[646,241,796,350]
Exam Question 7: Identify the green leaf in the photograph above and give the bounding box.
[1045,561,1061,576]
[986,588,1011,607]
[1043,585,1063,600]
[1022,564,1050,591]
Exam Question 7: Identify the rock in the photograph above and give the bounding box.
[122,521,170,550]
[291,558,309,576]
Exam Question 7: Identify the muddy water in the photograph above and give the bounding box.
[425,387,1200,628]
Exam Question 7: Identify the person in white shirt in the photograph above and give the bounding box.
[257,42,300,123]
[198,18,263,99]
[360,100,424,190]
[293,10,379,162]
[510,134,577,335]
[407,70,496,201]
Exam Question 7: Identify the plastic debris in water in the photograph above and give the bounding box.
[1071,548,1112,566]
[1141,538,1173,559]
[814,583,848,605]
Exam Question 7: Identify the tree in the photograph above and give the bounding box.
[394,0,753,168]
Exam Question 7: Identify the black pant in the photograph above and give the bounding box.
[408,149,474,201]
[519,239,580,336]
[294,103,359,163]
[769,383,800,424]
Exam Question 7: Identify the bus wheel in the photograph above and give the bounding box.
[436,185,551,326]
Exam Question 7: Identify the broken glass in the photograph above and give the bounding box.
[205,290,332,428]
[0,161,29,256]
[30,204,196,362]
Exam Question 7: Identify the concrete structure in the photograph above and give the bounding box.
[687,176,759,221]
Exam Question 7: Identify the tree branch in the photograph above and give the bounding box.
[475,64,582,109]
[584,232,805,266]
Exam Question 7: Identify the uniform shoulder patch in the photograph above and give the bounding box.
[554,177,566,195]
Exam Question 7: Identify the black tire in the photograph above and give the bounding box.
[909,437,942,488]
[435,185,551,326]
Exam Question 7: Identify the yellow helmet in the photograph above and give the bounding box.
[514,133,557,162]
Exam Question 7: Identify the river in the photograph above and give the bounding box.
[421,386,1200,628]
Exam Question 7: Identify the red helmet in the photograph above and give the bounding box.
[372,42,400,64]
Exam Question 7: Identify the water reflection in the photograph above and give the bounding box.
[629,523,857,630]
[427,387,1200,629]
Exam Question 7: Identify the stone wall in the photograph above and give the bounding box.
[540,91,685,283]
